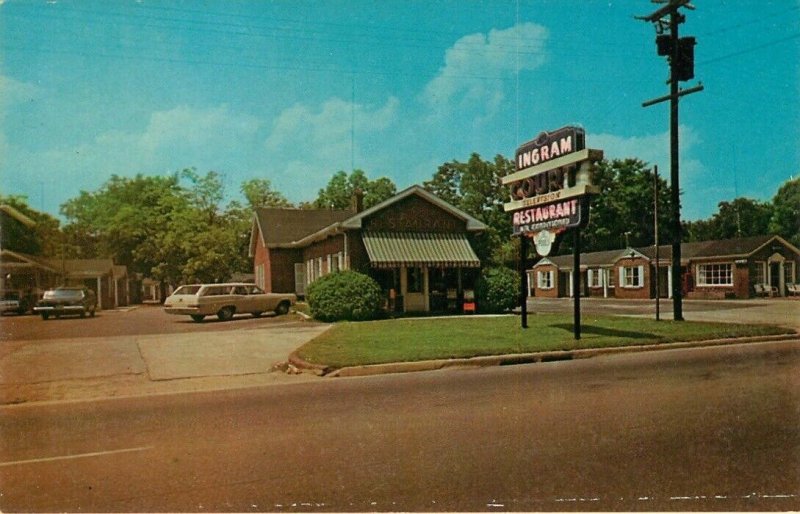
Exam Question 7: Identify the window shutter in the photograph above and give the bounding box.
[587,269,593,287]
[638,266,644,287]
[619,267,625,287]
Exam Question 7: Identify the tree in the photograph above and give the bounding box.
[685,198,772,242]
[567,158,673,253]
[769,177,800,248]
[60,174,186,273]
[313,170,396,210]
[424,153,518,266]
[240,178,292,209]
[60,170,255,289]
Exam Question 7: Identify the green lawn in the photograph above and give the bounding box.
[295,314,794,368]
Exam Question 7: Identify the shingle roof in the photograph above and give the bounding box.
[253,208,353,246]
[542,235,794,269]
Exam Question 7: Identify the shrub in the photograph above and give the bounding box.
[476,266,520,313]
[307,270,384,322]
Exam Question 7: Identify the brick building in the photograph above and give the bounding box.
[529,235,800,300]
[249,185,487,313]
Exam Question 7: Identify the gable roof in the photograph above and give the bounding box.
[252,208,353,248]
[0,205,36,228]
[250,185,487,251]
[340,185,487,231]
[0,249,59,272]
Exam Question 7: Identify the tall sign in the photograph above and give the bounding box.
[506,126,602,338]
[504,126,602,254]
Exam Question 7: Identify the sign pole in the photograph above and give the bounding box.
[573,228,581,340]
[519,235,528,329]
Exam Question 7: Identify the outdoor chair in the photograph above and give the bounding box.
[787,283,800,296]
[463,289,476,314]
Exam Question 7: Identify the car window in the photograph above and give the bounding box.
[211,286,234,296]
[174,285,201,295]
[47,289,84,299]
[247,285,265,294]
[233,286,248,295]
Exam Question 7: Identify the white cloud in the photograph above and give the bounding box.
[266,96,398,153]
[423,23,548,116]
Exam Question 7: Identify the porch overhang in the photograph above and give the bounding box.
[362,231,481,269]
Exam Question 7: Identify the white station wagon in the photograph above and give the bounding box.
[163,283,296,322]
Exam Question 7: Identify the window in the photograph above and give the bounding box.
[330,252,342,273]
[537,270,553,289]
[754,262,766,285]
[588,269,602,288]
[255,264,265,290]
[784,262,796,285]
[407,267,423,293]
[607,269,615,288]
[697,263,733,286]
[620,266,644,288]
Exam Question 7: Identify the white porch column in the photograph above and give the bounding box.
[96,277,103,310]
[667,267,673,299]
[603,269,608,298]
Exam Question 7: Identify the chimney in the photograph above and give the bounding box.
[351,188,364,213]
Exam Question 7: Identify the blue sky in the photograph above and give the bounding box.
[1,0,798,221]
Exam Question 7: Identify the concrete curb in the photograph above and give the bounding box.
[290,333,798,378]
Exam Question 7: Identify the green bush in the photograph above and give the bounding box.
[476,266,520,313]
[307,270,384,322]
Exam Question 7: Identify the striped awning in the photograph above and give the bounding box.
[362,232,481,269]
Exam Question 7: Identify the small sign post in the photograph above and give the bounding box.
[505,126,602,337]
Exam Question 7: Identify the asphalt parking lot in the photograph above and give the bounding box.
[524,296,800,330]
[0,302,313,342]
[0,304,330,404]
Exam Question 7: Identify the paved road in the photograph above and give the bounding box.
[1,340,797,512]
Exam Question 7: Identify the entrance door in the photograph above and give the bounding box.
[770,262,781,296]
[405,267,426,311]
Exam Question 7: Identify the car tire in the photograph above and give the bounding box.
[190,314,205,322]
[90,309,96,317]
[41,312,49,320]
[217,307,235,321]
[275,301,290,316]
[80,310,86,318]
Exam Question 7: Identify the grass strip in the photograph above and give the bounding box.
[295,314,793,368]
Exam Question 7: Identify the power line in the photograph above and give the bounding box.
[698,32,800,66]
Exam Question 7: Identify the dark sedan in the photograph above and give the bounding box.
[33,286,98,320]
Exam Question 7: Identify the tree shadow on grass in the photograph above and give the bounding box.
[550,324,657,340]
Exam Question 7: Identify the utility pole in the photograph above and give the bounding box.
[638,0,702,322]
[654,165,660,321]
